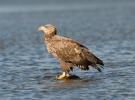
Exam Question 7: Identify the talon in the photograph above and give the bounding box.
[56,75,65,79]
[55,75,59,79]
[65,74,70,77]
[55,72,79,79]
[55,72,71,79]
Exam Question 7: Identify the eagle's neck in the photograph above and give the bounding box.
[44,34,54,39]
[44,30,57,39]
[44,33,57,43]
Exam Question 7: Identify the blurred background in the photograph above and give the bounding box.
[0,0,135,100]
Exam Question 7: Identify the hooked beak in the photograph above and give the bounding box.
[38,26,45,31]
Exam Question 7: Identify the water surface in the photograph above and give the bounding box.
[0,0,135,100]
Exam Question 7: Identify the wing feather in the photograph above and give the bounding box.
[46,35,89,63]
[45,35,103,72]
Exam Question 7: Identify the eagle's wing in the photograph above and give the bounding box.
[48,36,97,65]
[46,35,104,72]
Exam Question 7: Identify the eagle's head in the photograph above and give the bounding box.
[38,24,57,35]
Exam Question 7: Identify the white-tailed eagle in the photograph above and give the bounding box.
[38,24,104,79]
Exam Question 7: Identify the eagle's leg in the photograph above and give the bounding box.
[56,71,71,79]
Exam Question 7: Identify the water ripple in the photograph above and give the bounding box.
[0,0,135,100]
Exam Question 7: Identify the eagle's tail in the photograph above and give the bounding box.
[97,58,104,66]
[91,63,101,72]
[93,55,104,66]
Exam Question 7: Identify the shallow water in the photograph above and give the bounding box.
[0,0,135,100]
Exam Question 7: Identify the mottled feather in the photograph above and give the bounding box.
[39,24,104,72]
[45,35,103,72]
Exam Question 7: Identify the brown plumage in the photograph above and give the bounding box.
[38,24,104,78]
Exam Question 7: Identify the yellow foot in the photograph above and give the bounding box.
[56,73,70,79]
[55,72,79,79]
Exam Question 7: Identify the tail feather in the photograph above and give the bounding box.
[97,59,104,66]
[91,64,101,72]
[88,52,104,66]
[93,55,104,66]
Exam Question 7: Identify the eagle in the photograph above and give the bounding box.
[38,24,104,79]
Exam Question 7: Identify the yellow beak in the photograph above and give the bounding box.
[38,26,44,31]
